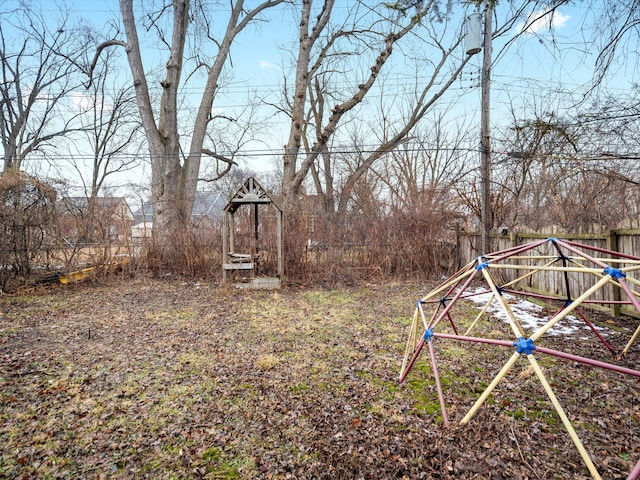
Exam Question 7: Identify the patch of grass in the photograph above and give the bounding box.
[255,353,280,371]
[145,309,199,325]
[316,381,331,392]
[290,382,308,393]
[193,446,252,479]
[302,290,355,305]
[509,408,526,420]
[619,452,631,462]
[404,373,437,414]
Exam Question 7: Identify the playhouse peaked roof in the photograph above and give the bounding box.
[224,177,281,214]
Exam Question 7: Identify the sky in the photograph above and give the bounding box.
[479,3,614,112]
[4,0,634,197]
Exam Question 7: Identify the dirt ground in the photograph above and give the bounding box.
[0,277,639,479]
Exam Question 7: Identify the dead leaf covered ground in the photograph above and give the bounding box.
[0,278,639,479]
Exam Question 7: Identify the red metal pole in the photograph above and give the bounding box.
[627,458,640,480]
[553,238,609,268]
[484,238,549,264]
[447,311,459,335]
[399,337,425,384]
[427,339,449,428]
[619,278,640,316]
[435,332,512,347]
[534,345,640,377]
[564,239,640,262]
[573,308,615,354]
[433,333,640,377]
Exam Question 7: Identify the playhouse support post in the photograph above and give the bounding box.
[277,209,283,278]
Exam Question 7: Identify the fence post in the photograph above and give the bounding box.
[607,229,621,317]
[509,229,517,249]
[510,229,519,281]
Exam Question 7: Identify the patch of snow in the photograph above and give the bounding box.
[464,288,609,337]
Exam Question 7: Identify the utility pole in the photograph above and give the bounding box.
[480,3,493,256]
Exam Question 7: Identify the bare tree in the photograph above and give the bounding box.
[92,0,284,259]
[200,101,269,186]
[53,48,143,251]
[375,114,475,214]
[0,4,90,171]
[72,47,142,200]
[280,0,475,213]
[584,0,640,90]
[490,102,640,231]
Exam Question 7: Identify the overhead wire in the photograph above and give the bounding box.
[9,1,640,170]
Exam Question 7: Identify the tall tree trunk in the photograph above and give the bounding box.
[120,0,190,255]
[118,0,283,260]
[282,0,334,212]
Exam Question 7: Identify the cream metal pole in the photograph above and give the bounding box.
[419,266,476,303]
[480,267,525,337]
[464,295,494,336]
[400,308,422,380]
[461,351,521,425]
[531,274,612,342]
[527,354,602,479]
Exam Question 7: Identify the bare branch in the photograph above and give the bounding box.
[85,39,127,87]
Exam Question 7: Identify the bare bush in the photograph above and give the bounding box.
[0,171,56,292]
[287,182,461,286]
[135,221,223,279]
[283,208,312,283]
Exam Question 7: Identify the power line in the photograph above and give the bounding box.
[18,144,640,162]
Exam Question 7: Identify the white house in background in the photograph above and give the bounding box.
[131,222,153,241]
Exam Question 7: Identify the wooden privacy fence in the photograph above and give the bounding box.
[458,225,640,318]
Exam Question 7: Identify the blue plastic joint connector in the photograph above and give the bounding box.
[416,299,423,308]
[475,262,489,271]
[548,237,558,243]
[603,266,626,279]
[439,297,448,307]
[423,328,434,341]
[513,337,536,355]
